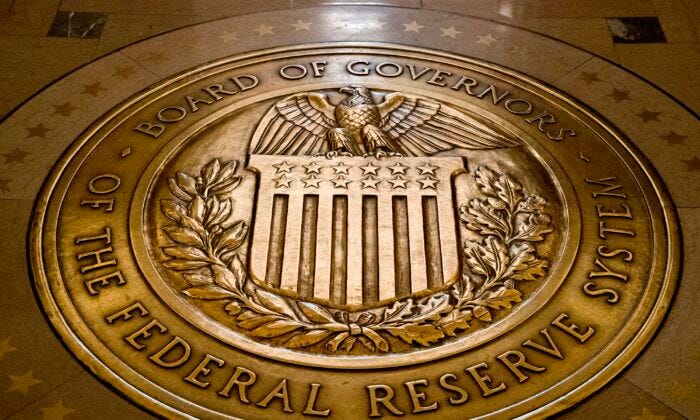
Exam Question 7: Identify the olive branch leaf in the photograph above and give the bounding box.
[159,161,553,353]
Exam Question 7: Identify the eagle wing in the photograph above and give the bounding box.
[377,92,520,156]
[250,92,336,155]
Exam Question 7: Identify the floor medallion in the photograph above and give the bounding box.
[29,44,679,418]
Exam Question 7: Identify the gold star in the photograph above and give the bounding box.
[112,65,135,79]
[6,369,42,396]
[40,399,74,419]
[254,24,274,36]
[303,161,323,174]
[476,34,497,46]
[361,177,381,189]
[636,108,661,122]
[26,123,52,139]
[681,156,700,171]
[0,337,17,360]
[360,162,380,176]
[82,82,106,97]
[441,26,461,38]
[630,407,665,420]
[578,71,601,84]
[144,52,166,63]
[367,21,386,30]
[416,162,438,175]
[273,175,292,188]
[331,162,350,175]
[608,88,631,102]
[52,102,77,116]
[418,176,438,189]
[2,147,30,164]
[301,175,322,188]
[388,176,408,189]
[0,177,11,193]
[272,161,294,174]
[291,19,311,31]
[403,21,424,33]
[218,30,238,43]
[660,131,687,145]
[332,176,351,188]
[387,162,407,175]
[510,44,530,56]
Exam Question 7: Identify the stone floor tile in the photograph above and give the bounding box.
[615,43,700,112]
[0,0,61,37]
[557,378,684,419]
[422,0,656,20]
[510,18,619,62]
[653,0,697,43]
[680,0,700,42]
[624,208,700,419]
[0,36,97,118]
[60,0,292,16]
[294,0,420,8]
[95,13,210,56]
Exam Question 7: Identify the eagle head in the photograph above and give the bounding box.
[339,85,374,107]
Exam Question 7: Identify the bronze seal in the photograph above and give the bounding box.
[30,44,679,418]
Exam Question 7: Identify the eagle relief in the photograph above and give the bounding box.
[158,85,555,353]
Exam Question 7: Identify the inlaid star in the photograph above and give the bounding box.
[0,177,11,193]
[112,65,135,79]
[441,26,461,38]
[636,108,661,123]
[82,82,106,97]
[630,407,665,420]
[388,176,408,189]
[291,19,312,31]
[367,21,386,30]
[254,24,274,36]
[403,21,424,33]
[303,161,323,174]
[332,176,351,188]
[273,175,293,188]
[476,34,497,46]
[26,123,52,139]
[361,177,381,189]
[218,30,238,43]
[2,147,30,164]
[0,337,17,361]
[510,44,530,56]
[607,88,631,102]
[302,175,322,188]
[144,52,166,63]
[387,162,407,175]
[417,176,438,189]
[52,102,77,116]
[416,162,438,175]
[272,160,294,174]
[40,399,74,420]
[360,162,380,176]
[6,369,42,396]
[660,131,687,145]
[578,71,601,84]
[331,162,350,175]
[681,156,700,171]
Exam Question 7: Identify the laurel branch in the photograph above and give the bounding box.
[159,159,553,353]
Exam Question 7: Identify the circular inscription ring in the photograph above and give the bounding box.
[31,44,679,419]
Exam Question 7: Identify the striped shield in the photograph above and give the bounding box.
[247,154,466,309]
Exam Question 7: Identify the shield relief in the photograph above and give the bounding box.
[246,154,467,309]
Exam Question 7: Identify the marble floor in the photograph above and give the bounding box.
[0,1,697,419]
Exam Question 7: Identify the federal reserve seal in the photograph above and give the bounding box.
[30,44,679,418]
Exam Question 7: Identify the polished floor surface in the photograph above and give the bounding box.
[0,1,698,419]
